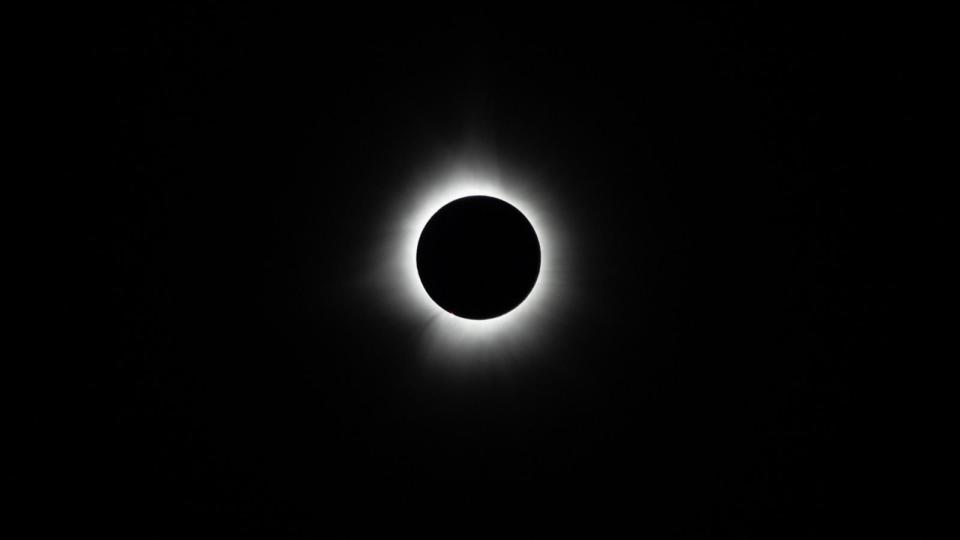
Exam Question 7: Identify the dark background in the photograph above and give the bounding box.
[69,4,920,537]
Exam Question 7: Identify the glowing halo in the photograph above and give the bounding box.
[372,152,575,366]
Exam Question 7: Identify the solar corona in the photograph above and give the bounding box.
[372,156,573,364]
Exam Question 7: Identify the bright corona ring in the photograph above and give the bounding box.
[374,155,572,364]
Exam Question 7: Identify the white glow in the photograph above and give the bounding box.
[371,149,575,367]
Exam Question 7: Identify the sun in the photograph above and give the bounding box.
[370,151,574,366]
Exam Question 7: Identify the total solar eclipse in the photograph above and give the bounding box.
[416,195,541,320]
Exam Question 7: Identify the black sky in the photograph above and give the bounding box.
[72,4,920,537]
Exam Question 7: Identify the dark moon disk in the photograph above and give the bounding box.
[416,195,541,320]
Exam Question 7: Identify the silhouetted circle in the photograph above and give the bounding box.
[416,196,541,319]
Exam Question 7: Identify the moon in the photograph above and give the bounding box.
[416,196,541,320]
